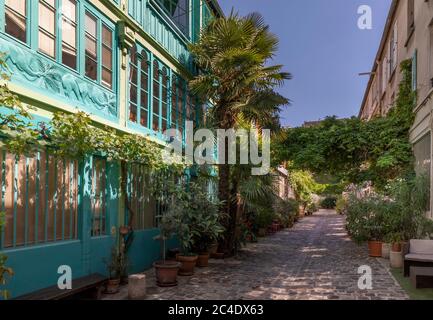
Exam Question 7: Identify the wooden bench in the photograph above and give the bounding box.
[404,240,433,277]
[410,267,433,289]
[15,273,107,300]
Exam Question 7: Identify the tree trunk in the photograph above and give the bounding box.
[218,163,231,251]
[121,160,135,229]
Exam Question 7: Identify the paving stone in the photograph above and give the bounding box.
[103,209,408,300]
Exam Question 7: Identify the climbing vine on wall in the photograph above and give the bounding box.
[275,60,416,189]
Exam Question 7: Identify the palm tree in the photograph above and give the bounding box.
[189,12,291,255]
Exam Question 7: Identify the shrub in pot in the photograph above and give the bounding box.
[346,195,386,257]
[165,180,225,275]
[153,206,181,287]
[104,247,123,294]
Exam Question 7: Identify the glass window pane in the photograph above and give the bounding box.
[140,90,148,108]
[102,46,112,69]
[153,114,159,131]
[130,104,137,122]
[62,0,76,21]
[62,44,77,70]
[5,0,26,15]
[39,2,56,34]
[5,2,27,43]
[102,68,112,89]
[85,36,97,58]
[102,25,112,48]
[130,65,137,84]
[130,45,137,65]
[85,13,97,37]
[130,84,137,104]
[140,108,148,127]
[39,31,56,58]
[85,57,97,80]
[62,19,76,48]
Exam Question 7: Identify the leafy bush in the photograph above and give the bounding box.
[255,208,275,229]
[273,198,299,228]
[161,179,225,255]
[305,201,318,215]
[335,196,348,215]
[382,175,432,241]
[346,175,432,245]
[346,195,388,244]
[321,196,337,209]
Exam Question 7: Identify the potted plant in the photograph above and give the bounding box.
[175,224,198,276]
[191,193,224,267]
[104,247,122,294]
[153,206,182,287]
[346,195,385,257]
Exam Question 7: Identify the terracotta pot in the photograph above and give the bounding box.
[177,255,198,276]
[105,278,120,294]
[368,241,382,257]
[382,243,390,259]
[391,242,402,252]
[208,243,219,255]
[197,253,210,268]
[153,261,181,287]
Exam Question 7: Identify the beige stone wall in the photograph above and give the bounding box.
[360,0,433,218]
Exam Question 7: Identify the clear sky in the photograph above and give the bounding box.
[217,0,392,127]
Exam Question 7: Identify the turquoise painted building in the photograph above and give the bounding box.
[0,0,222,298]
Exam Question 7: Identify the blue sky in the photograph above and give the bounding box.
[217,0,392,127]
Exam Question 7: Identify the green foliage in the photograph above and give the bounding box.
[346,175,432,245]
[288,169,323,206]
[346,195,388,244]
[189,12,291,255]
[189,12,290,129]
[0,212,13,299]
[50,111,96,159]
[160,179,225,255]
[335,196,348,215]
[321,196,337,209]
[382,175,433,241]
[104,246,128,280]
[273,198,299,227]
[275,60,416,189]
[0,52,40,155]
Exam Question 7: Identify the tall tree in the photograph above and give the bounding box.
[189,12,290,255]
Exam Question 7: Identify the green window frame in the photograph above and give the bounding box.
[151,59,170,133]
[201,0,213,28]
[84,7,115,90]
[128,44,150,128]
[4,0,29,44]
[1,0,116,91]
[154,0,190,37]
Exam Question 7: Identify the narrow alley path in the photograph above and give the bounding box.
[108,210,409,300]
